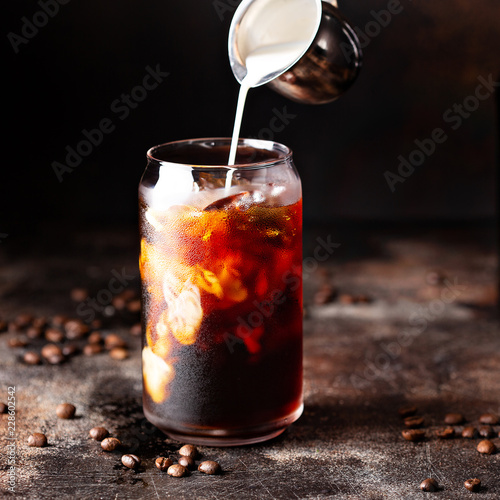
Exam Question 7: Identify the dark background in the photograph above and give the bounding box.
[3,0,499,245]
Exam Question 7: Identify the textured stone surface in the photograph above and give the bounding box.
[0,226,498,499]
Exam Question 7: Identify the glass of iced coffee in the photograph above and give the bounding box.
[139,138,303,446]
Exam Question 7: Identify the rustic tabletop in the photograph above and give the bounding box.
[0,224,498,499]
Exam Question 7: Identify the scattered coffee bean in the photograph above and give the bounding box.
[41,343,63,360]
[32,317,48,329]
[45,328,64,343]
[83,343,103,356]
[89,427,109,441]
[26,326,43,339]
[121,454,141,469]
[109,347,129,360]
[127,300,141,313]
[478,425,495,438]
[101,437,121,451]
[51,315,68,328]
[155,457,173,471]
[402,429,425,442]
[398,406,418,418]
[404,416,424,428]
[476,439,496,455]
[70,288,89,302]
[65,319,89,339]
[435,427,454,439]
[178,444,198,459]
[420,478,439,492]
[56,403,76,419]
[198,460,221,475]
[104,333,127,350]
[88,331,103,345]
[167,464,187,477]
[130,323,142,336]
[444,412,464,425]
[15,313,33,328]
[62,344,79,357]
[112,296,127,310]
[462,426,477,439]
[178,455,195,470]
[0,403,7,413]
[23,351,41,365]
[464,478,481,492]
[8,337,28,348]
[90,319,103,330]
[28,433,47,447]
[46,353,66,365]
[479,413,499,425]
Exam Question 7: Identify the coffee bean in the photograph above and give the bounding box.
[127,299,141,313]
[444,412,464,425]
[90,319,103,330]
[89,427,109,441]
[70,288,89,302]
[51,315,68,328]
[41,343,63,360]
[435,427,454,439]
[56,403,76,419]
[178,455,195,470]
[178,444,198,459]
[8,337,28,348]
[88,331,103,345]
[404,416,424,428]
[478,425,495,438]
[339,294,355,304]
[462,426,477,439]
[398,405,418,418]
[15,313,33,328]
[0,403,7,413]
[23,351,41,365]
[130,323,142,336]
[402,429,425,442]
[45,328,64,343]
[112,296,127,310]
[420,478,439,492]
[109,347,129,360]
[26,326,43,339]
[101,437,121,451]
[121,454,141,469]
[198,460,221,475]
[479,413,499,425]
[28,433,47,447]
[105,333,127,350]
[155,457,173,471]
[62,344,79,357]
[167,464,187,477]
[83,343,103,356]
[464,478,481,492]
[46,353,65,365]
[476,439,497,455]
[32,317,48,329]
[65,319,89,339]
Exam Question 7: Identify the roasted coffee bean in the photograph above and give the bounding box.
[26,326,43,339]
[122,454,141,469]
[402,429,425,442]
[14,313,33,328]
[41,343,63,360]
[155,457,173,471]
[404,416,424,428]
[178,444,198,459]
[462,426,477,439]
[90,319,103,330]
[8,337,28,348]
[101,437,121,451]
[28,433,47,447]
[46,353,65,365]
[88,331,103,345]
[178,455,195,470]
[32,317,48,329]
[444,412,464,425]
[435,427,454,439]
[62,344,79,357]
[0,402,7,413]
[104,333,127,350]
[83,343,103,356]
[51,315,68,327]
[56,403,76,419]
[89,427,109,441]
[109,347,129,360]
[420,478,439,492]
[479,413,499,425]
[65,319,89,339]
[464,478,481,492]
[130,323,142,336]
[126,299,141,313]
[398,406,418,418]
[167,464,187,477]
[339,294,355,304]
[70,288,89,302]
[478,425,495,438]
[476,439,497,455]
[198,460,221,475]
[23,351,41,365]
[112,296,127,310]
[45,328,64,343]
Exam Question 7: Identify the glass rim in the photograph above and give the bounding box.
[146,137,293,170]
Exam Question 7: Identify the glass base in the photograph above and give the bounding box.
[144,403,303,447]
